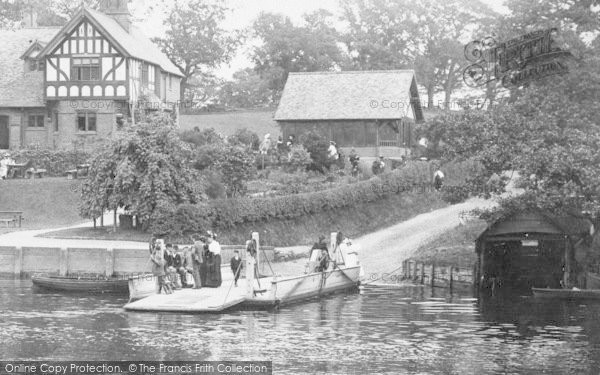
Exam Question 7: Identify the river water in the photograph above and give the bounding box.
[1,279,600,374]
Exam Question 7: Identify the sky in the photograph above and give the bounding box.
[131,0,509,79]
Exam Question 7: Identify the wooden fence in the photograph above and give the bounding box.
[402,259,476,289]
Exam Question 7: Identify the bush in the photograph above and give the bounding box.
[228,128,260,151]
[180,128,224,147]
[150,162,435,236]
[10,149,90,176]
[440,185,470,204]
[300,131,333,173]
[285,145,312,172]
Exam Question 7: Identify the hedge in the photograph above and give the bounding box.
[150,161,434,236]
[9,149,90,176]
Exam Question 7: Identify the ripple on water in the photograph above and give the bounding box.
[0,281,599,373]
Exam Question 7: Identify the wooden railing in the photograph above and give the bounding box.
[379,140,398,147]
[402,259,476,289]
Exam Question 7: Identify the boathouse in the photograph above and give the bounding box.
[0,0,182,150]
[274,70,424,159]
[475,211,594,291]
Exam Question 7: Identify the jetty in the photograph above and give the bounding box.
[123,233,363,313]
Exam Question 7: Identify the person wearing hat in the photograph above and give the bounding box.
[328,141,339,160]
[230,250,243,287]
[372,156,385,175]
[259,133,272,155]
[0,152,14,180]
[307,235,329,273]
[205,231,222,287]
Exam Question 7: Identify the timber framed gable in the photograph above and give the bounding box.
[43,15,129,100]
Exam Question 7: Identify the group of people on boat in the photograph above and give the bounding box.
[149,231,223,294]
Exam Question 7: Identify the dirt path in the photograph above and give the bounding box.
[354,197,495,281]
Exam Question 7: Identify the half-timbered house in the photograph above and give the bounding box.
[274,70,424,159]
[0,0,183,150]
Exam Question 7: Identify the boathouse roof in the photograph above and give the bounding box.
[477,211,592,242]
[274,70,424,121]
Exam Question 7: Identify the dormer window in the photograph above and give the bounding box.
[28,59,44,72]
[71,58,100,81]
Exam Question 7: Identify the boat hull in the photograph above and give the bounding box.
[32,274,128,293]
[123,266,363,313]
[247,265,362,308]
[532,287,600,300]
[128,274,160,301]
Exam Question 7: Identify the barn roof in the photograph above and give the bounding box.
[38,7,183,77]
[0,27,60,107]
[274,70,424,121]
[477,211,592,241]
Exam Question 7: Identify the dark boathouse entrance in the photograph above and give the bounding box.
[475,211,593,293]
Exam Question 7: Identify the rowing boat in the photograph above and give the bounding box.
[532,287,600,300]
[31,274,128,293]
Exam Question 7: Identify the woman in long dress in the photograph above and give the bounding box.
[205,233,222,287]
[197,236,209,287]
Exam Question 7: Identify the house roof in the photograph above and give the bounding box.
[0,27,60,107]
[274,70,424,121]
[38,7,183,77]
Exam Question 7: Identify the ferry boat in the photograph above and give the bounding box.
[124,233,363,312]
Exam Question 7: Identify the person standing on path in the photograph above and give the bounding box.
[433,169,445,191]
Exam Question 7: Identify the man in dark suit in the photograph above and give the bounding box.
[230,250,243,287]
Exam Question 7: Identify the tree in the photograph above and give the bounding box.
[217,68,275,109]
[340,0,495,108]
[153,0,239,101]
[79,114,204,229]
[251,10,345,98]
[340,0,414,70]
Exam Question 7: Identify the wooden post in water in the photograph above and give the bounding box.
[252,232,260,276]
[420,263,425,284]
[431,263,435,288]
[449,266,454,290]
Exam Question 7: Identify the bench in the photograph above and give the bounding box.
[0,211,23,227]
[66,163,90,179]
[7,160,32,179]
[26,168,47,179]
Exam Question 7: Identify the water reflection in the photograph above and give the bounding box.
[1,279,599,374]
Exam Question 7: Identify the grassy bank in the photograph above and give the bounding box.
[0,177,82,233]
[411,220,488,268]
[42,191,447,246]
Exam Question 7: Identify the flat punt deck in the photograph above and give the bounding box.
[124,277,274,312]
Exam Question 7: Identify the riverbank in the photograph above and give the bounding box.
[40,191,447,247]
[410,220,488,268]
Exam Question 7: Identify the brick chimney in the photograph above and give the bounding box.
[99,0,131,33]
